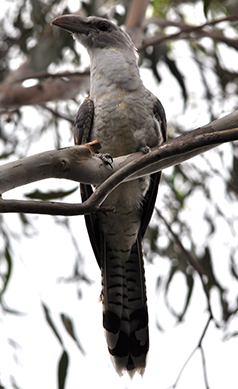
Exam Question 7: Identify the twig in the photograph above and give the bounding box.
[145,14,238,30]
[156,209,213,318]
[41,104,74,124]
[139,14,238,51]
[200,346,210,389]
[0,198,114,216]
[167,314,212,389]
[12,69,90,83]
[155,209,205,275]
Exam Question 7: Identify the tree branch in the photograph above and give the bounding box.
[139,14,238,51]
[155,208,213,318]
[167,314,212,389]
[0,73,89,110]
[41,104,74,124]
[0,111,238,215]
[12,69,90,83]
[125,0,150,45]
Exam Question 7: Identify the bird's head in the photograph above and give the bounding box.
[52,15,137,56]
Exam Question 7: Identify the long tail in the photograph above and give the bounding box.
[102,234,149,375]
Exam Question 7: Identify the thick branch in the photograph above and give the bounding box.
[0,111,238,215]
[0,73,89,110]
[77,110,238,211]
[0,141,106,194]
[125,0,150,45]
[12,70,90,83]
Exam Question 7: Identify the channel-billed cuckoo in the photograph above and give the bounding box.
[52,15,167,375]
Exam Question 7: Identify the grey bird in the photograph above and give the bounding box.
[52,15,167,375]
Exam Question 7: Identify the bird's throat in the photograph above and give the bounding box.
[90,48,141,94]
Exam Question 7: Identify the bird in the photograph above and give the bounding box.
[52,14,167,375]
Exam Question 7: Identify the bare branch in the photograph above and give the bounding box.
[0,141,104,194]
[41,104,74,124]
[0,74,89,110]
[167,315,212,389]
[88,123,238,211]
[12,70,90,83]
[0,198,114,216]
[125,0,150,45]
[155,208,213,317]
[145,14,238,30]
[200,346,209,389]
[139,14,238,51]
[0,111,238,216]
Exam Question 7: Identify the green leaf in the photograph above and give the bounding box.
[223,331,238,341]
[230,253,238,280]
[2,304,25,315]
[144,225,160,258]
[151,0,170,17]
[0,246,12,300]
[42,303,63,346]
[228,155,238,194]
[24,187,78,201]
[198,247,225,292]
[164,55,188,105]
[61,313,86,355]
[155,276,165,331]
[58,350,69,389]
[203,0,212,17]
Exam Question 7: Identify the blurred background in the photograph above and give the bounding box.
[0,0,238,388]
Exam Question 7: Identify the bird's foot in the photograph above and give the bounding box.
[97,153,113,168]
[140,145,151,154]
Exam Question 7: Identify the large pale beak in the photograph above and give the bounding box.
[51,15,90,35]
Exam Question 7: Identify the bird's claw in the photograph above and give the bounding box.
[140,145,151,154]
[97,153,113,168]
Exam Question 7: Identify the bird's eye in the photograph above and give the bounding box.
[98,22,109,31]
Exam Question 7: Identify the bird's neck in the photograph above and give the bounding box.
[89,48,142,95]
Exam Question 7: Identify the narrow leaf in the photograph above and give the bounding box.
[42,303,63,346]
[0,246,12,300]
[203,0,212,17]
[25,187,78,201]
[61,313,86,355]
[58,350,69,389]
[164,55,188,105]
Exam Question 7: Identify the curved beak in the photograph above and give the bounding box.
[51,15,89,35]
